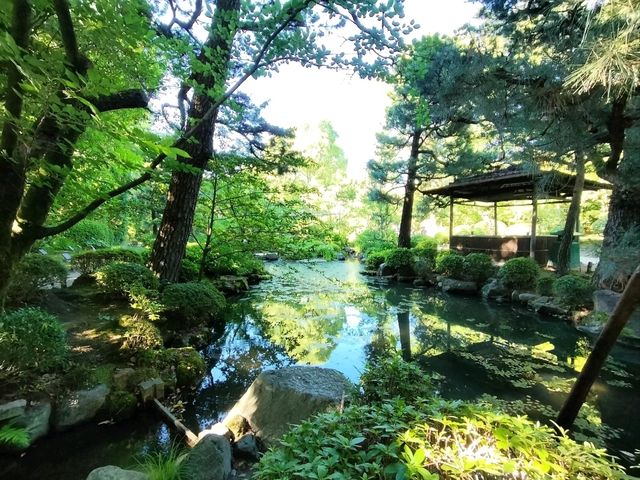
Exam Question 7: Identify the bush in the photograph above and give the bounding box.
[161,281,226,327]
[385,248,414,269]
[119,315,163,353]
[412,238,438,274]
[95,262,158,297]
[553,274,595,310]
[355,229,395,256]
[71,248,144,275]
[462,253,494,283]
[0,307,68,373]
[360,355,434,403]
[183,245,266,277]
[254,398,625,480]
[104,390,137,421]
[435,251,464,279]
[7,254,68,304]
[537,272,556,296]
[173,347,206,388]
[498,257,540,290]
[65,219,114,249]
[365,249,391,270]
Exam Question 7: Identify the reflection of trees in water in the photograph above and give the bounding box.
[397,310,412,361]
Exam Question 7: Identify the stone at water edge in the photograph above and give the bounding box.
[234,433,259,460]
[441,278,478,294]
[223,366,352,449]
[53,384,109,431]
[594,289,640,337]
[182,433,232,480]
[15,400,52,445]
[0,399,27,421]
[86,466,148,480]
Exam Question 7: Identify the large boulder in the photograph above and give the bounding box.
[441,278,478,294]
[53,384,109,430]
[15,400,51,445]
[377,263,395,277]
[182,433,232,480]
[223,366,351,448]
[0,399,27,421]
[86,466,148,480]
[481,278,508,300]
[594,289,640,337]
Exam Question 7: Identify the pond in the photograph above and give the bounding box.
[2,260,639,478]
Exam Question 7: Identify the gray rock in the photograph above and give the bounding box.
[54,384,109,430]
[594,289,640,337]
[112,368,136,390]
[481,278,508,299]
[234,433,259,460]
[519,292,540,303]
[86,466,148,480]
[377,263,395,277]
[138,378,164,403]
[0,399,27,421]
[198,422,232,441]
[15,400,51,444]
[530,297,569,318]
[441,278,478,294]
[223,366,351,448]
[183,433,232,480]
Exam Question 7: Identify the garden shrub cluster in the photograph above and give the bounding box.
[161,281,226,327]
[498,257,540,290]
[71,247,144,275]
[0,307,68,374]
[462,252,494,283]
[365,250,391,270]
[7,254,68,304]
[65,219,115,249]
[553,274,595,310]
[385,248,414,269]
[359,355,434,403]
[182,244,266,279]
[536,272,556,296]
[355,229,395,256]
[119,316,164,354]
[435,251,464,279]
[95,262,158,297]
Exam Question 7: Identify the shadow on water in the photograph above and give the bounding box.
[3,260,639,478]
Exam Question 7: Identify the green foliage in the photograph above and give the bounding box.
[435,251,464,279]
[0,423,30,449]
[255,398,625,480]
[462,253,494,283]
[553,274,595,310]
[537,272,556,296]
[0,307,68,374]
[360,355,434,404]
[7,254,68,304]
[104,390,137,421]
[413,237,438,259]
[498,257,540,290]
[95,262,158,297]
[355,229,395,256]
[183,244,266,278]
[64,220,115,249]
[365,250,392,270]
[71,247,144,275]
[161,281,226,327]
[119,315,163,354]
[173,347,206,388]
[128,286,164,322]
[136,446,188,480]
[385,248,414,269]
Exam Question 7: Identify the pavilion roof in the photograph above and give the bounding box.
[421,167,611,202]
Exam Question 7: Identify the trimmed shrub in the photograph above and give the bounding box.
[435,250,464,279]
[8,254,68,303]
[0,307,68,373]
[498,257,540,290]
[412,238,438,273]
[385,248,414,269]
[65,219,114,249]
[95,262,158,297]
[360,355,434,403]
[71,248,144,275]
[120,315,163,353]
[355,229,395,256]
[161,281,226,327]
[553,274,595,310]
[537,272,556,296]
[365,250,391,270]
[462,253,494,283]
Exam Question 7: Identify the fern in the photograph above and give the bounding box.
[0,423,30,449]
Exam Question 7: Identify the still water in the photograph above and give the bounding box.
[3,260,639,478]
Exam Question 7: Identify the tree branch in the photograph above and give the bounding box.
[90,89,150,112]
[52,0,88,75]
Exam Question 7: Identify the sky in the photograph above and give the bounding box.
[240,0,482,179]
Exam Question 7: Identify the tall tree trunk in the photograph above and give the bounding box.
[594,177,640,292]
[556,150,585,276]
[397,132,420,248]
[150,0,240,282]
[556,264,640,430]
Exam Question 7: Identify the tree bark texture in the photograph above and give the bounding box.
[556,150,585,276]
[556,264,640,430]
[150,0,241,282]
[397,132,421,249]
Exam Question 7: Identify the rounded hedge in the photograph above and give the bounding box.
[365,250,390,270]
[553,274,594,310]
[498,257,540,290]
[161,281,226,327]
[462,253,494,283]
[435,251,464,279]
[537,273,556,296]
[385,248,414,269]
[65,219,114,249]
[8,254,68,303]
[71,248,144,275]
[0,307,68,373]
[95,262,159,297]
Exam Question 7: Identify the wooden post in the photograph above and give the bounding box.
[529,193,538,259]
[493,202,498,236]
[449,196,454,247]
[153,399,199,447]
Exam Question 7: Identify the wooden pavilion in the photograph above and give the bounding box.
[421,167,611,265]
